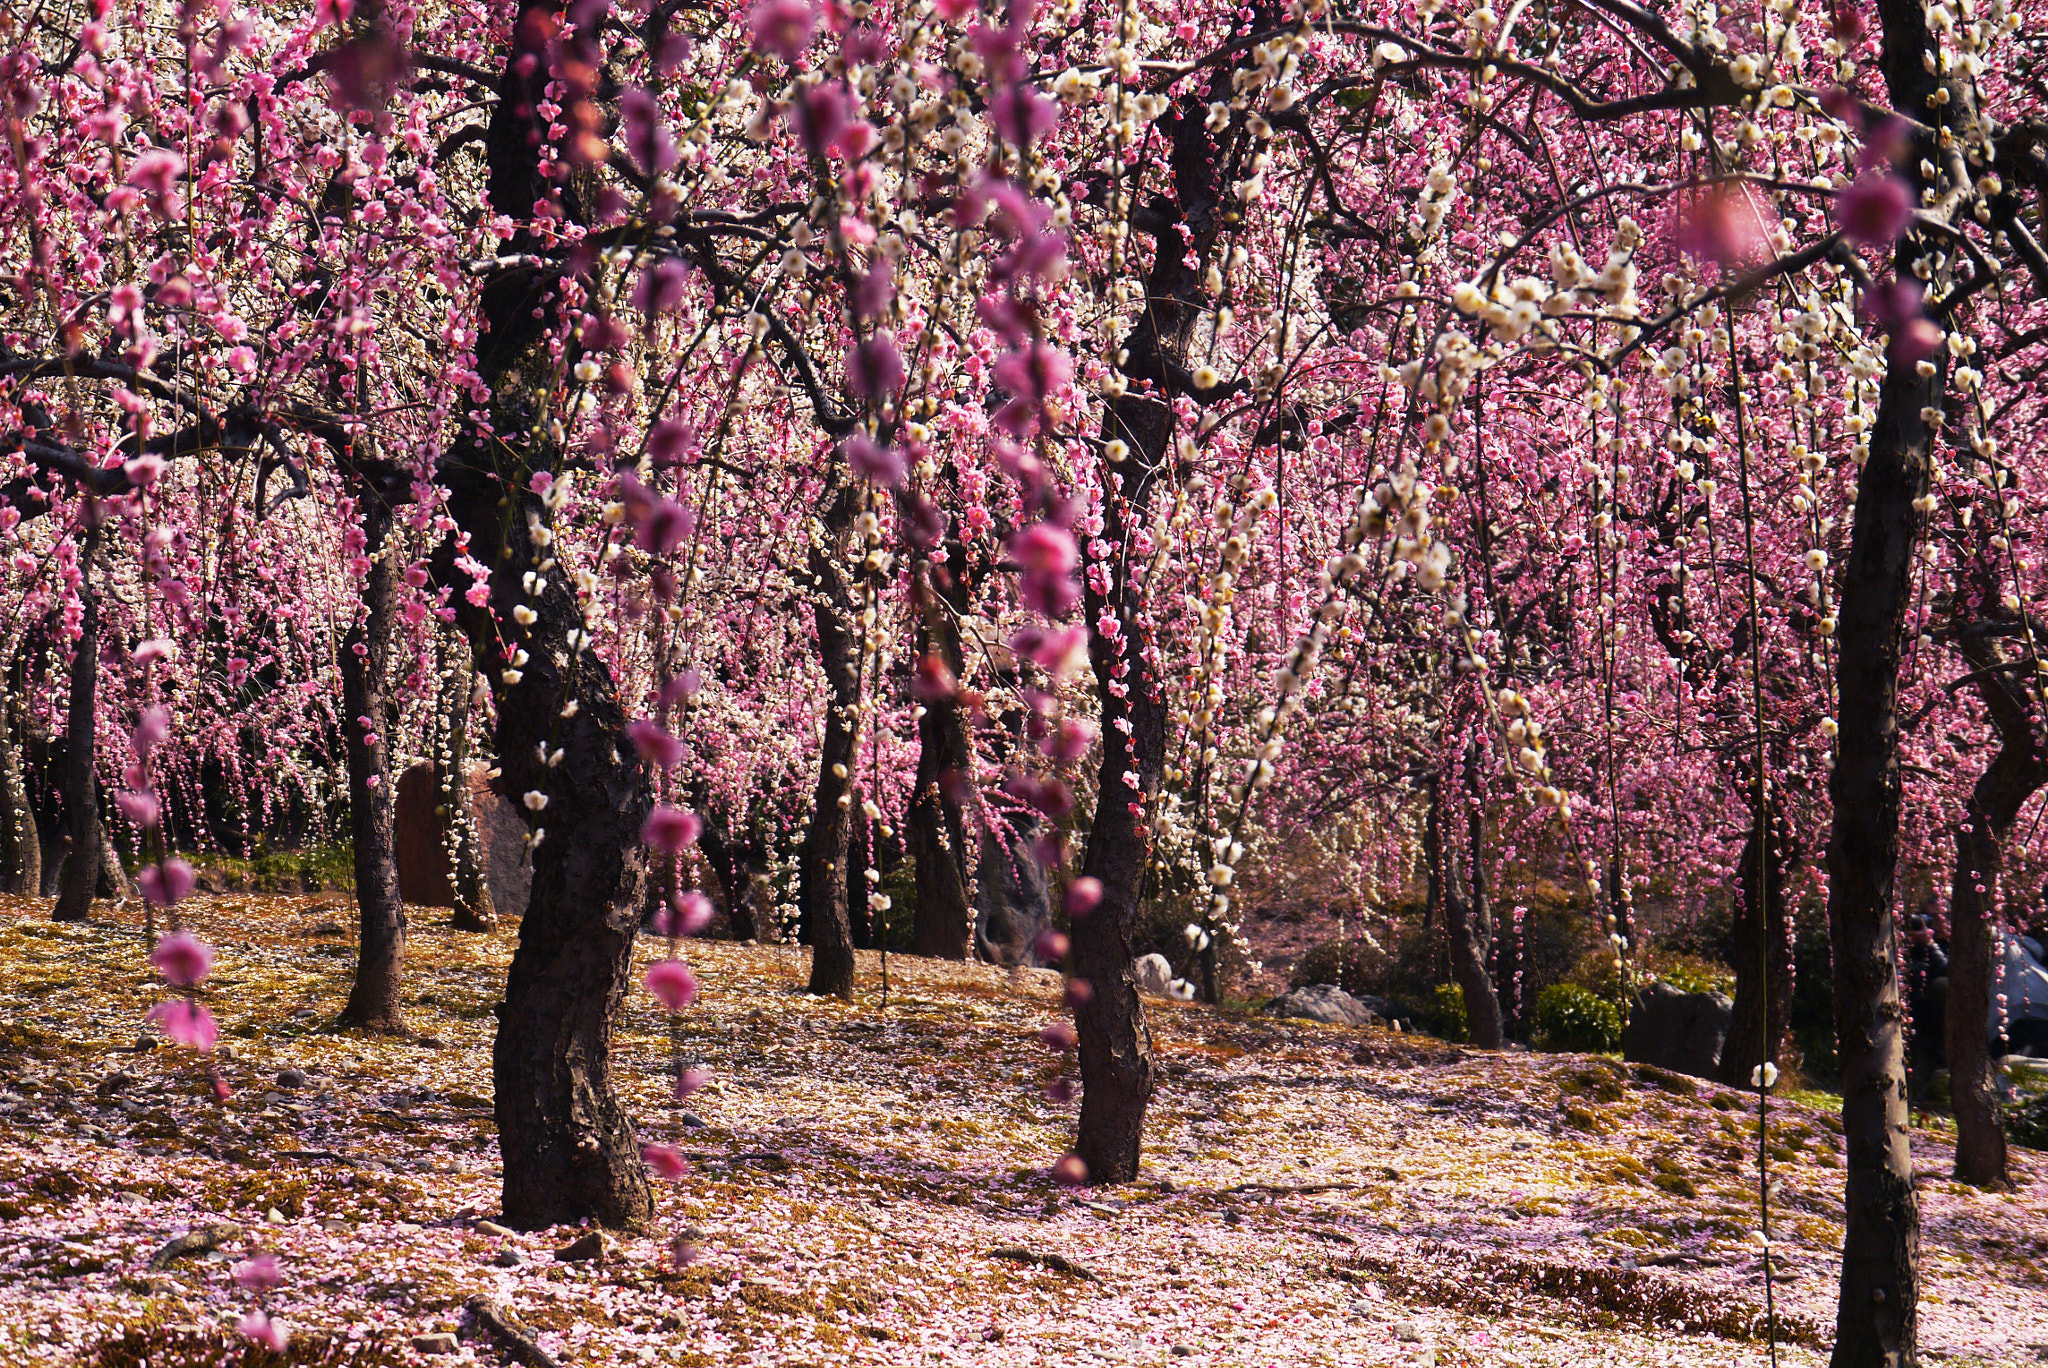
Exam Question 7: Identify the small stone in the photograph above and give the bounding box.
[492,1248,524,1268]
[1393,1321,1423,1342]
[1223,1210,1242,1226]
[276,1069,308,1090]
[132,1034,158,1052]
[475,1221,514,1238]
[411,1332,460,1354]
[554,1231,607,1263]
[262,1091,285,1104]
[266,1208,287,1224]
[678,1111,709,1128]
[1171,1347,1192,1358]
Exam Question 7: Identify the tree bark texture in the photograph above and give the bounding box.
[437,2,655,1231]
[441,642,496,933]
[53,527,101,924]
[1071,34,1252,1178]
[799,492,863,999]
[338,489,409,1034]
[1719,791,1795,1088]
[1427,754,1504,1051]
[1825,1,1951,1358]
[0,657,40,896]
[1941,603,2044,1187]
[910,563,974,960]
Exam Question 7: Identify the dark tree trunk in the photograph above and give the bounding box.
[910,564,974,961]
[95,822,130,899]
[1428,757,1503,1050]
[1942,606,2045,1187]
[441,644,496,933]
[0,660,40,896]
[1827,1,1950,1358]
[1719,791,1795,1088]
[698,811,760,942]
[53,527,101,924]
[800,506,863,1000]
[1068,13,1255,1185]
[433,1,655,1231]
[338,489,409,1034]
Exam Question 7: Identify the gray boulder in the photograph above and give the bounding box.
[1622,981,1732,1080]
[1134,954,1174,998]
[1262,984,1381,1028]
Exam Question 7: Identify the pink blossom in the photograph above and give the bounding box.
[644,959,699,1011]
[621,89,678,176]
[748,0,817,61]
[1671,182,1777,272]
[643,805,702,853]
[677,1066,709,1097]
[653,891,715,938]
[1038,1020,1076,1050]
[123,454,166,486]
[845,433,906,488]
[131,706,170,758]
[128,149,187,214]
[138,858,197,908]
[116,789,161,828]
[627,719,684,768]
[643,1143,692,1179]
[233,1253,283,1293]
[237,1310,287,1352]
[150,930,213,987]
[634,498,695,555]
[131,639,176,667]
[1032,930,1070,962]
[146,1000,218,1051]
[1051,1154,1089,1186]
[1065,877,1103,918]
[846,335,903,401]
[1837,172,1914,248]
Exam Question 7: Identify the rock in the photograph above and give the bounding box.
[1393,1321,1423,1342]
[471,765,533,919]
[678,1111,709,1128]
[266,1207,287,1224]
[148,1222,242,1270]
[1621,981,1732,1080]
[554,1231,608,1262]
[411,1333,460,1355]
[95,1071,134,1099]
[276,1069,308,1090]
[1261,984,1381,1027]
[308,922,347,938]
[475,1220,515,1239]
[1134,954,1174,998]
[492,1248,524,1267]
[2003,1056,2048,1090]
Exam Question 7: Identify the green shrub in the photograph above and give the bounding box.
[1534,983,1623,1053]
[1652,953,1735,996]
[1431,983,1469,1043]
[2009,1092,2048,1152]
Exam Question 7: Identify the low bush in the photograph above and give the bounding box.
[1535,983,1622,1053]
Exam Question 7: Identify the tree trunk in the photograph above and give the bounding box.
[442,643,496,933]
[95,821,130,899]
[1429,760,1503,1050]
[1942,611,2045,1187]
[1719,790,1795,1088]
[53,527,101,924]
[800,497,863,1000]
[337,489,409,1034]
[433,2,655,1231]
[0,657,40,896]
[1826,1,1951,1357]
[698,811,760,942]
[910,564,974,960]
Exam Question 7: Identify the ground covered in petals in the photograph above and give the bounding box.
[0,895,2042,1366]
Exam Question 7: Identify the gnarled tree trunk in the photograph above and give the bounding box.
[338,487,408,1033]
[1942,602,2045,1188]
[435,1,655,1231]
[799,491,863,999]
[53,526,101,924]
[1719,789,1795,1088]
[440,642,496,933]
[0,652,40,896]
[910,562,974,960]
[1825,1,1951,1359]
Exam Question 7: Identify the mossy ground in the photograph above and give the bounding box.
[0,894,2042,1365]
